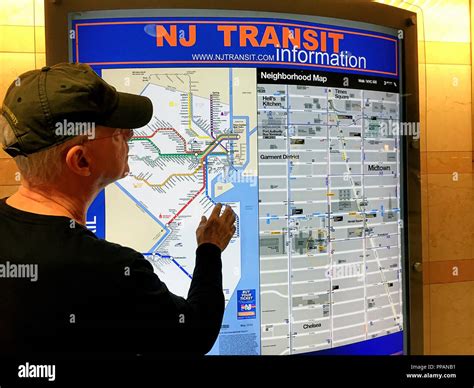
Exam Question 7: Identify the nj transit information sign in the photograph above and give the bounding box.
[71,9,405,355]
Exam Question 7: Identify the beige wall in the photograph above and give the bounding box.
[377,0,474,355]
[0,0,45,195]
[418,0,473,356]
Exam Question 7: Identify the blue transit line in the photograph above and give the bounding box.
[210,172,217,199]
[143,252,171,259]
[114,182,168,232]
[172,258,193,279]
[232,116,252,171]
[205,154,216,204]
[204,72,252,202]
[148,238,166,255]
[206,112,252,200]
[114,181,170,253]
[114,182,190,277]
[139,82,151,97]
[142,252,193,280]
[209,115,253,199]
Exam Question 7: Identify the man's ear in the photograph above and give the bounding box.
[65,145,91,177]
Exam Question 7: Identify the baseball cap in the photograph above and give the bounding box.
[1,63,153,157]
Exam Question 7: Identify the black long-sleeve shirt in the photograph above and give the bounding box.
[0,197,224,358]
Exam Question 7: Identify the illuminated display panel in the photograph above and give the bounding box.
[70,9,405,355]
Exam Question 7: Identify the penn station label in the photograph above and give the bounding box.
[260,154,300,160]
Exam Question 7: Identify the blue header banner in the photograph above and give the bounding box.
[72,16,399,78]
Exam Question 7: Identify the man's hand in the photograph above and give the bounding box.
[196,203,236,252]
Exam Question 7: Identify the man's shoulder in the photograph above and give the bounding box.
[70,225,151,270]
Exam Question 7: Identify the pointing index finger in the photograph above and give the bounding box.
[209,203,223,220]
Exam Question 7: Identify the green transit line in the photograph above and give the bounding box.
[130,137,229,158]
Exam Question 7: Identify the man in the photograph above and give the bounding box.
[0,63,236,358]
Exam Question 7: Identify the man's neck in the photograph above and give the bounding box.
[6,185,92,225]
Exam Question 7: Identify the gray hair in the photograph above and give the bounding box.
[0,115,86,187]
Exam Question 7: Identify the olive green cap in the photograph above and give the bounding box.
[1,62,153,157]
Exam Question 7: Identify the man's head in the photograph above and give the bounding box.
[0,63,153,190]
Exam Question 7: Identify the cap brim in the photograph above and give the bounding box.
[101,92,153,129]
